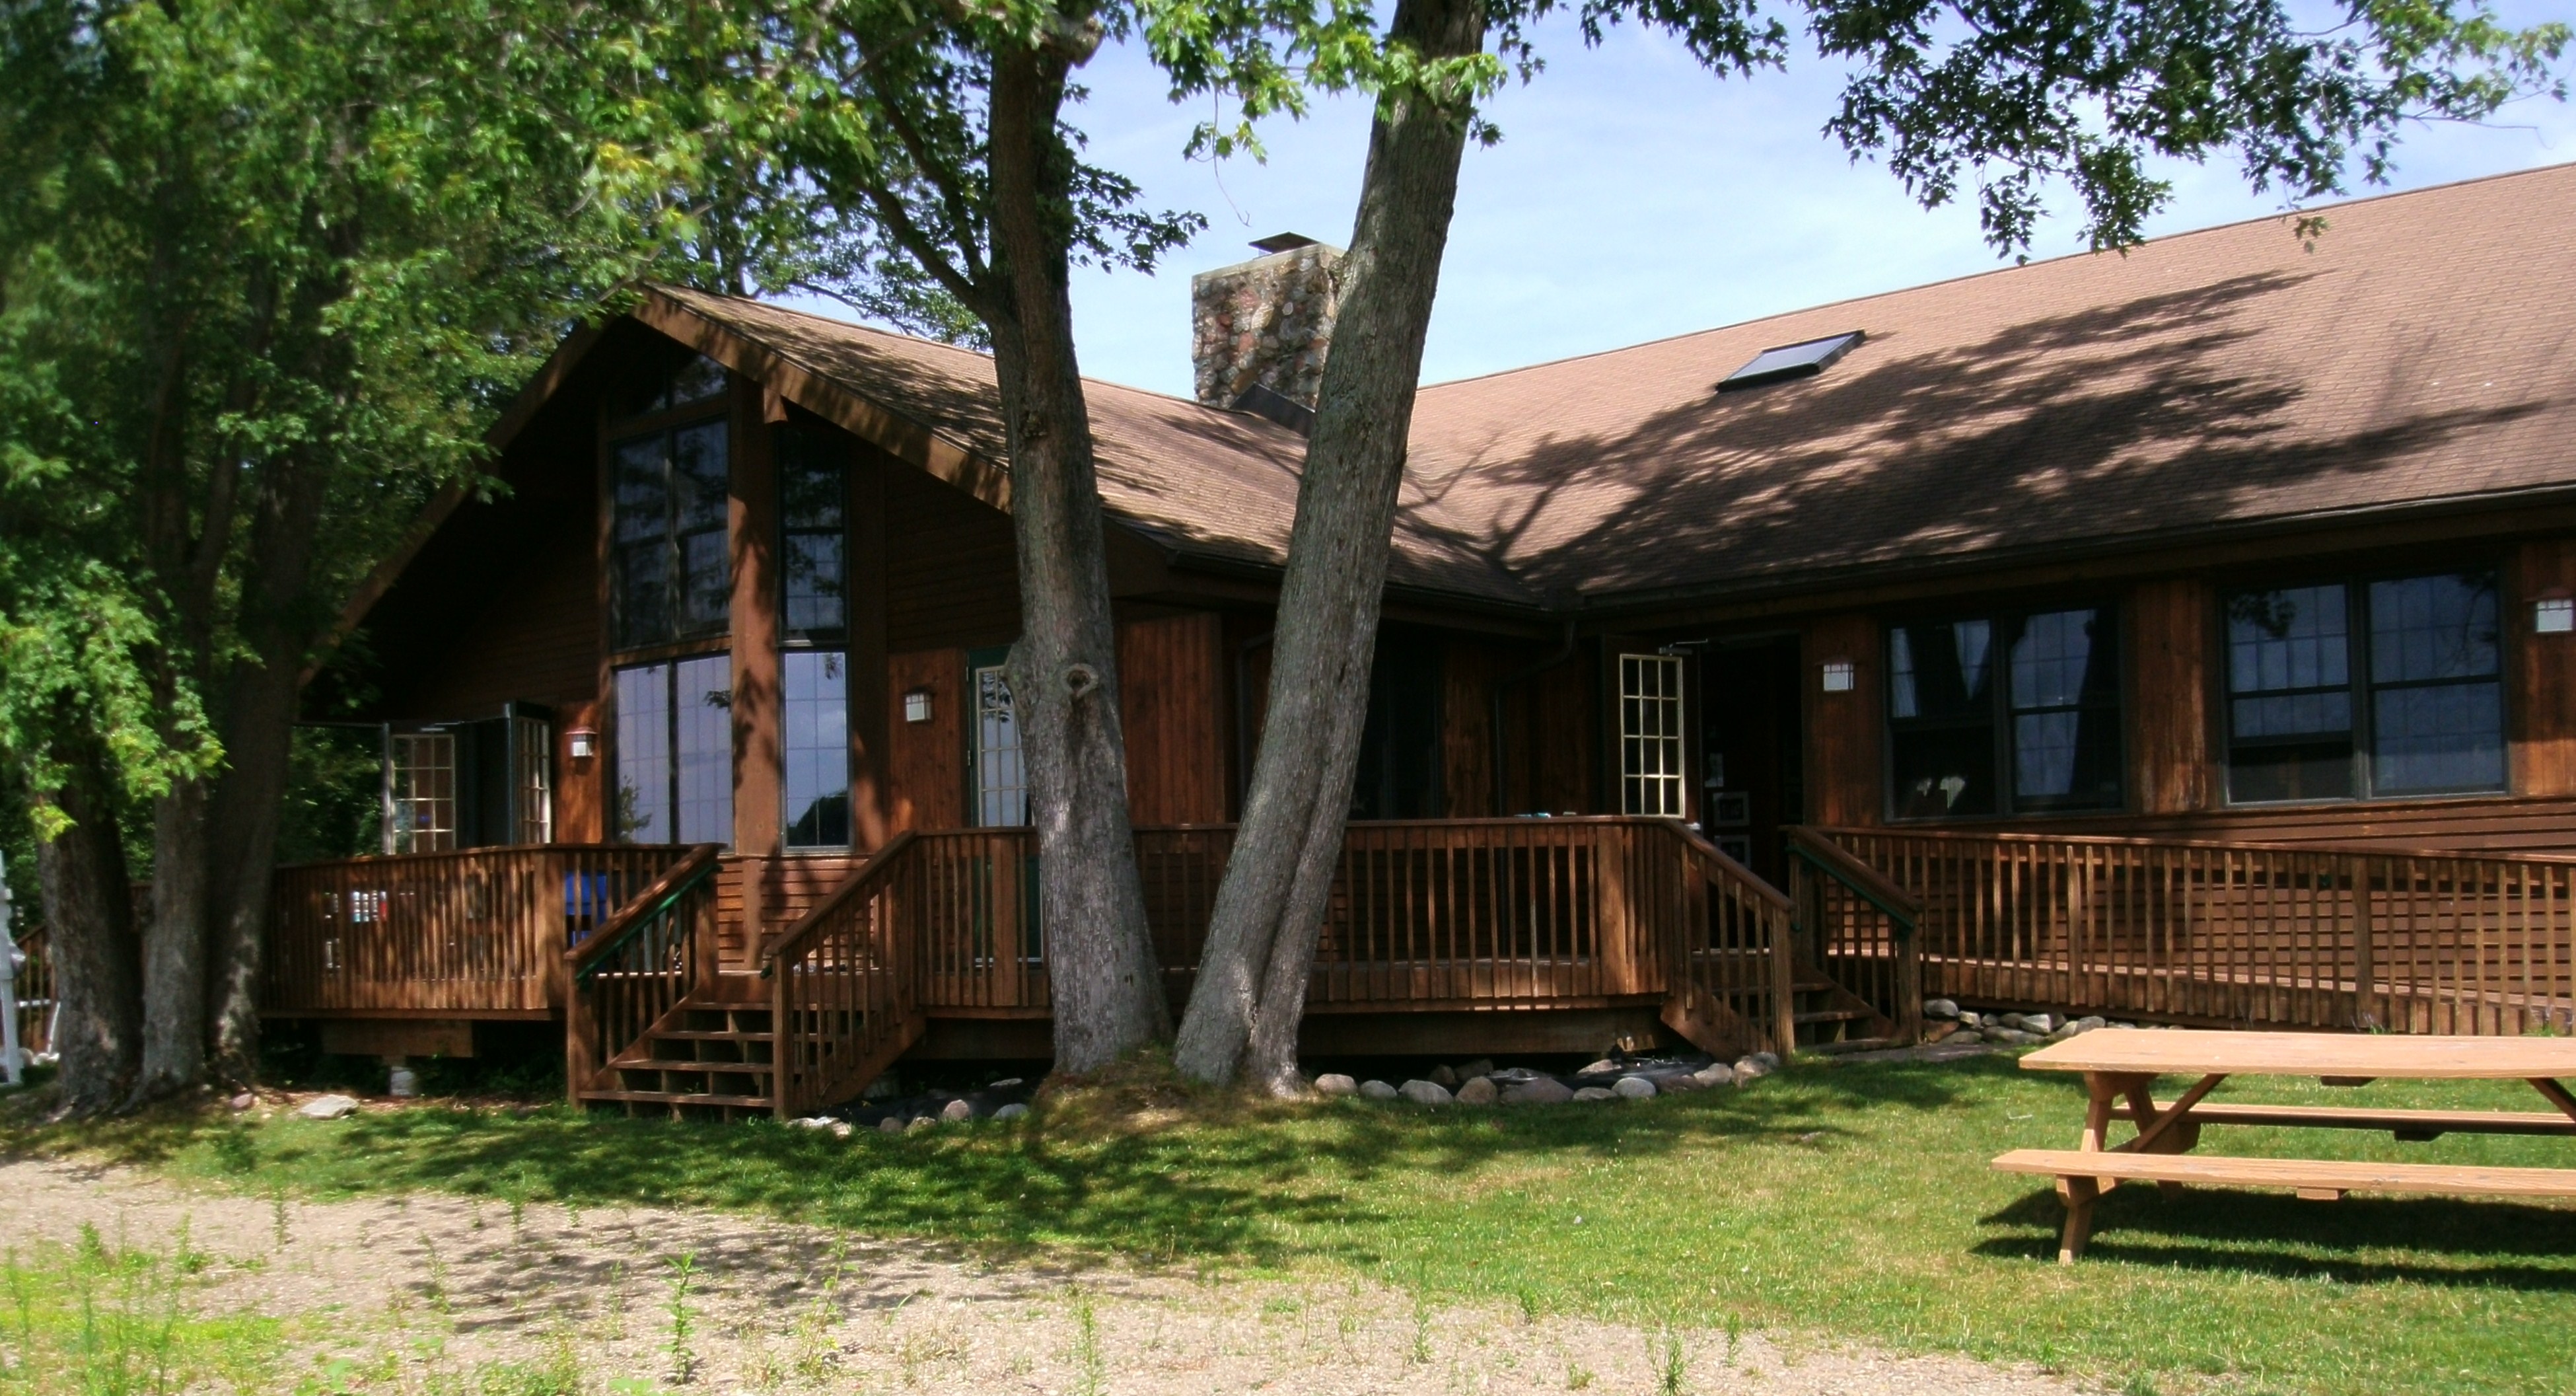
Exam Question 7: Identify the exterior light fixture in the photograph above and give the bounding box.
[2538,598,2574,635]
[903,688,935,724]
[1820,661,1856,693]
[565,726,598,760]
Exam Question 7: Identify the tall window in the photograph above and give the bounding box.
[616,655,733,844]
[611,419,730,650]
[779,425,850,849]
[2226,570,2503,802]
[1888,608,2121,819]
[784,652,851,848]
[1619,653,1687,817]
[510,714,554,844]
[971,653,1026,826]
[388,731,457,853]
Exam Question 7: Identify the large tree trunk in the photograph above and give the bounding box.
[983,36,1167,1074]
[204,448,334,1084]
[133,774,207,1099]
[33,726,143,1117]
[1172,0,1487,1091]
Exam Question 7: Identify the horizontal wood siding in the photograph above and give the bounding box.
[1117,612,1227,824]
[403,534,598,716]
[714,853,869,967]
[886,648,966,833]
[884,458,1019,652]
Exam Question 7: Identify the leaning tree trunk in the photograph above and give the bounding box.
[32,725,143,1117]
[1172,0,1487,1091]
[983,38,1168,1073]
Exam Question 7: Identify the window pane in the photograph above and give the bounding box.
[2228,585,2348,694]
[780,430,844,529]
[680,529,730,634]
[783,533,845,636]
[614,665,672,842]
[974,664,1026,827]
[2013,710,2124,807]
[2369,573,2499,684]
[389,732,457,854]
[2229,741,2355,803]
[673,655,733,845]
[2009,609,2108,708]
[2231,690,2353,740]
[671,422,729,533]
[1891,724,1996,819]
[1889,620,1991,721]
[614,540,668,650]
[612,439,670,649]
[612,439,666,542]
[2373,680,2505,793]
[783,651,851,849]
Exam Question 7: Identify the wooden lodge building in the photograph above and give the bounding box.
[269,164,2576,1116]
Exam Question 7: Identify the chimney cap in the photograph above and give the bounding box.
[1248,232,1320,254]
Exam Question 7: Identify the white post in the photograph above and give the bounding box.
[0,852,21,1087]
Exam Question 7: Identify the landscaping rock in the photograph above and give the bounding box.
[1314,1073,1359,1097]
[906,1115,937,1133]
[1731,1056,1772,1082]
[1924,998,1960,1019]
[1578,1058,1622,1076]
[1612,1076,1657,1100]
[1502,1077,1574,1105]
[879,1115,906,1134]
[1947,1029,1984,1045]
[1690,1062,1736,1089]
[1398,1079,1454,1106]
[1998,1012,2026,1030]
[941,1099,975,1123]
[993,1103,1029,1122]
[228,1092,256,1111]
[1653,1071,1703,1093]
[1456,1058,1495,1081]
[792,1116,852,1138]
[1571,1086,1616,1102]
[1427,1064,1458,1087]
[2021,1013,2056,1035]
[1454,1076,1497,1105]
[1957,1010,1983,1028]
[1360,1080,1400,1101]
[297,1095,359,1120]
[1750,1051,1781,1071]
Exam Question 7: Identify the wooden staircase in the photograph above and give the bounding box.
[566,834,929,1120]
[1787,954,1904,1052]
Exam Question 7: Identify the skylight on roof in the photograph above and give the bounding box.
[1718,330,1864,392]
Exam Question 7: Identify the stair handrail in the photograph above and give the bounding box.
[1784,827,1921,937]
[1661,817,1795,910]
[565,844,725,982]
[760,830,917,976]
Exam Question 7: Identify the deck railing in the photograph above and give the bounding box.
[1668,826,1797,1057]
[11,926,52,1060]
[564,845,725,1093]
[764,832,922,1116]
[266,844,697,1016]
[883,818,1795,1049]
[1785,829,1923,1045]
[1813,827,2576,1034]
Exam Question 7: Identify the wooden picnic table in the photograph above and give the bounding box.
[1993,1029,2576,1263]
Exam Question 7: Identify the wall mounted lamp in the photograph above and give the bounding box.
[903,688,935,724]
[565,726,598,760]
[2538,597,2574,635]
[1820,660,1856,693]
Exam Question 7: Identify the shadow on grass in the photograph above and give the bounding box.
[1978,1185,2576,1287]
[9,1056,1999,1270]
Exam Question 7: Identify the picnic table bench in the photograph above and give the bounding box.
[1993,1029,2576,1263]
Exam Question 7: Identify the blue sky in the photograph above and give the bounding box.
[782,8,2576,398]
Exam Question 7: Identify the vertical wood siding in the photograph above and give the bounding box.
[401,528,599,717]
[886,647,966,832]
[2514,536,2576,797]
[1116,612,1228,824]
[2126,577,2212,813]
[1803,613,1882,826]
[886,464,1020,651]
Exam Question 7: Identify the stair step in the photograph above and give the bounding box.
[647,1029,777,1042]
[579,1089,775,1108]
[1803,1036,1906,1056]
[610,1058,775,1074]
[1793,1008,1876,1023]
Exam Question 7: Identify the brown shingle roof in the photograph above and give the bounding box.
[659,162,2576,612]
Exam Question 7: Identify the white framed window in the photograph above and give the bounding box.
[387,731,457,853]
[971,655,1026,827]
[1618,653,1687,817]
[511,714,554,844]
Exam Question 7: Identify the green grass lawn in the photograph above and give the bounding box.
[18,1053,2576,1395]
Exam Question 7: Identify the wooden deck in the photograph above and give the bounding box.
[1819,827,2576,1035]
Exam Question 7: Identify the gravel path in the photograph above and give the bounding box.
[6,1155,2093,1394]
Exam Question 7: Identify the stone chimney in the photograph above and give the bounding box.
[1191,233,1342,422]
